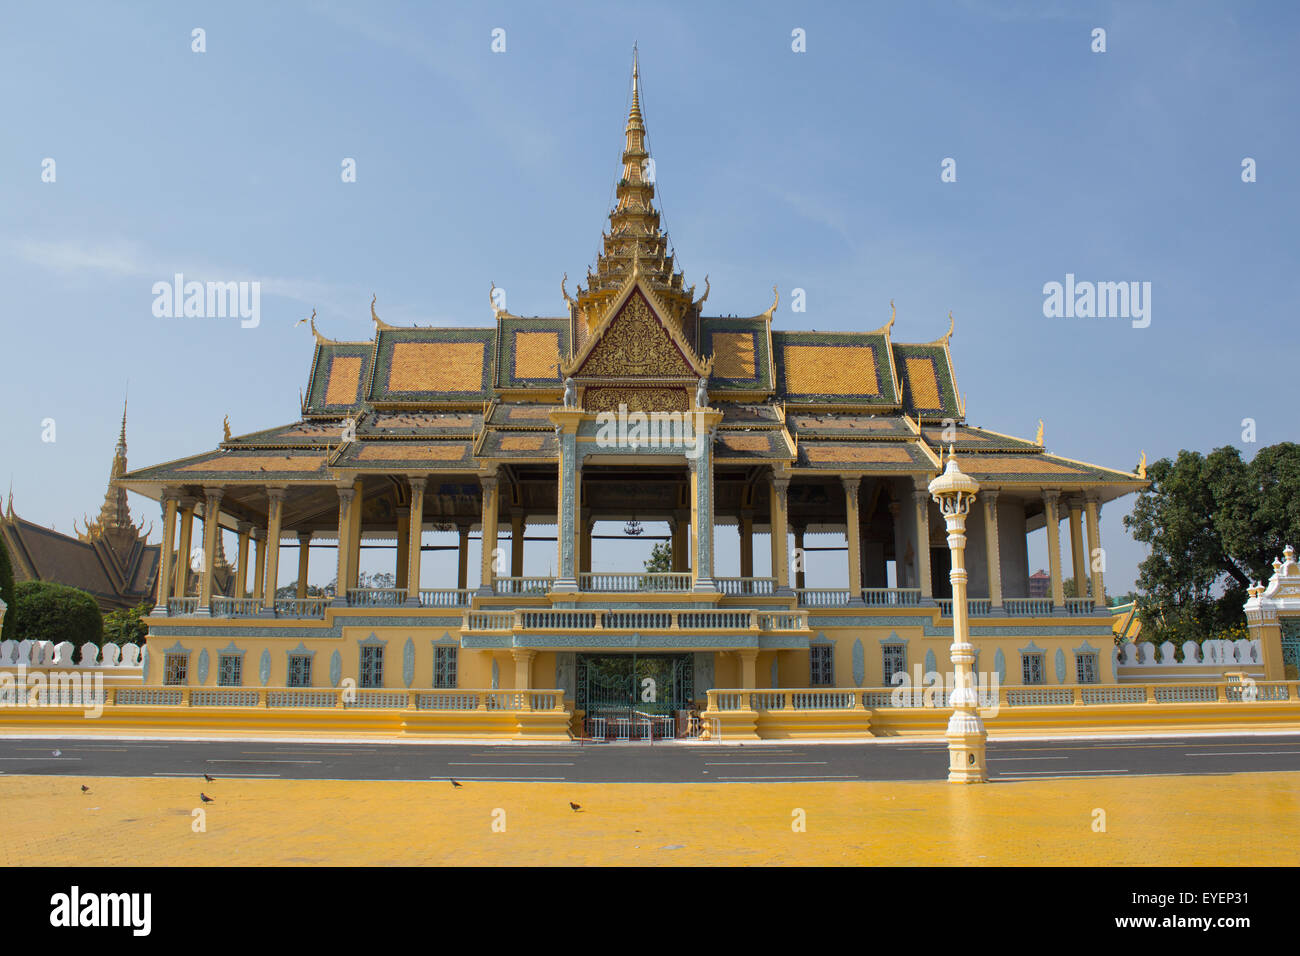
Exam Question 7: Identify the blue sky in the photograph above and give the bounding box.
[2,0,1297,594]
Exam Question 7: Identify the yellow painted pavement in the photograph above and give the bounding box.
[2,773,1297,866]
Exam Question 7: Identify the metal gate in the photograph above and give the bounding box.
[576,653,694,737]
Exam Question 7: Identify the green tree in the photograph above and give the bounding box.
[0,533,16,642]
[1123,442,1300,646]
[102,600,151,646]
[12,581,103,647]
[644,540,673,574]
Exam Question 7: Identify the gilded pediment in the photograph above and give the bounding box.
[570,288,700,380]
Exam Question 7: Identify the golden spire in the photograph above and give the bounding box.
[1035,419,1044,446]
[1137,450,1147,479]
[575,49,696,337]
[82,395,135,542]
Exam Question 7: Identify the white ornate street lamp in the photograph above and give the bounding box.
[928,450,988,784]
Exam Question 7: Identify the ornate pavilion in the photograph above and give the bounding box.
[120,57,1143,725]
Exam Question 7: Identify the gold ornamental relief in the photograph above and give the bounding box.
[584,387,688,413]
[577,291,693,378]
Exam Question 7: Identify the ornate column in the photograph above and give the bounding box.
[1042,490,1065,610]
[928,457,987,784]
[395,506,410,591]
[296,532,312,599]
[457,521,470,590]
[405,478,425,603]
[843,477,864,605]
[737,649,758,690]
[672,509,689,572]
[769,475,791,593]
[262,488,286,611]
[198,488,224,614]
[579,513,593,575]
[333,485,355,607]
[739,509,754,580]
[1085,496,1106,609]
[982,490,1003,609]
[1068,497,1087,600]
[235,520,252,600]
[510,511,525,578]
[153,491,179,614]
[912,484,933,602]
[550,409,584,591]
[174,496,198,599]
[252,529,267,605]
[478,474,500,596]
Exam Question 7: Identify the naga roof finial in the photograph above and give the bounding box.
[1137,450,1147,479]
[692,274,710,310]
[760,285,780,321]
[295,308,329,344]
[561,273,577,311]
[489,282,506,318]
[885,299,896,334]
[943,310,954,343]
[222,416,231,442]
[371,294,394,331]
[1035,419,1044,447]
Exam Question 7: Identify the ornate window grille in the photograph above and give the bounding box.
[217,654,242,687]
[1022,653,1045,685]
[163,653,188,686]
[1075,652,1099,684]
[287,655,312,688]
[810,645,834,687]
[882,644,906,686]
[433,647,458,688]
[360,645,384,688]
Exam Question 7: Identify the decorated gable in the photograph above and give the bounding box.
[572,289,698,380]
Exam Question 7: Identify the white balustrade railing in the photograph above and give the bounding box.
[210,596,263,617]
[862,588,922,606]
[167,597,199,616]
[275,597,329,619]
[461,608,809,633]
[938,598,993,617]
[580,572,693,592]
[1064,597,1097,615]
[715,577,777,595]
[796,589,851,607]
[346,588,408,607]
[493,576,555,595]
[0,640,142,669]
[1002,597,1055,616]
[101,686,568,711]
[1117,638,1261,669]
[418,589,472,608]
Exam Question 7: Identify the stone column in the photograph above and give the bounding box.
[550,411,584,592]
[843,477,864,605]
[296,532,312,599]
[262,489,286,611]
[1085,496,1106,609]
[982,490,1002,609]
[672,509,689,572]
[912,486,933,602]
[333,486,355,607]
[154,491,179,614]
[405,479,425,605]
[770,476,791,593]
[174,496,198,599]
[457,521,470,591]
[510,511,525,578]
[478,474,500,596]
[739,509,754,580]
[1068,498,1087,600]
[235,520,252,600]
[737,649,758,689]
[1042,490,1065,610]
[198,487,223,613]
[252,529,267,605]
[395,506,410,591]
[579,514,593,575]
[511,648,536,690]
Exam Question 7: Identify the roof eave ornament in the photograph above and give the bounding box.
[885,299,896,334]
[692,274,710,310]
[759,285,779,322]
[371,294,394,332]
[943,310,955,344]
[561,273,577,312]
[295,308,331,345]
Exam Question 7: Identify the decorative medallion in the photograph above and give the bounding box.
[993,648,1006,683]
[852,639,865,687]
[924,648,937,677]
[330,650,342,687]
[403,637,415,687]
[259,649,271,686]
[1054,648,1067,683]
[196,648,209,685]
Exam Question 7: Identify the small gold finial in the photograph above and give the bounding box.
[885,299,896,333]
[561,273,577,311]
[1035,419,1044,446]
[1137,450,1147,479]
[222,416,231,442]
[295,308,327,344]
[370,294,393,331]
[943,310,954,343]
[692,274,710,310]
[760,285,780,321]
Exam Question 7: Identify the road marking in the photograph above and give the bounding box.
[239,751,359,756]
[1186,751,1300,757]
[152,771,282,778]
[704,761,829,766]
[204,759,323,764]
[432,776,566,782]
[447,761,575,767]
[715,774,860,780]
[988,756,1069,761]
[0,756,83,761]
[997,768,1127,775]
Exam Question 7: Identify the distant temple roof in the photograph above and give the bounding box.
[2,400,160,612]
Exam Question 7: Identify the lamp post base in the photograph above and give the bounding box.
[945,710,988,784]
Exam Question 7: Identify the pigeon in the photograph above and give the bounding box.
[200,793,215,803]
[203,773,215,783]
[81,785,90,793]
[450,779,463,789]
[52,750,61,757]
[569,802,582,812]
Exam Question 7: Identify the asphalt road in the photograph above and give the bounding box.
[2,734,1300,783]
